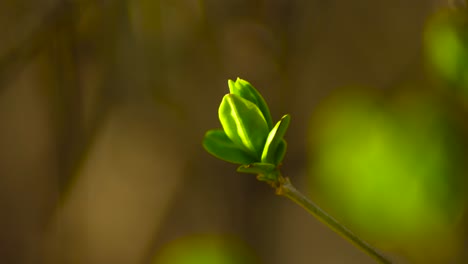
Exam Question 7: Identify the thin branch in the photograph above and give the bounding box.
[276,176,392,264]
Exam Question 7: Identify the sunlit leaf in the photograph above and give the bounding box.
[218,94,269,159]
[228,78,273,129]
[261,114,290,165]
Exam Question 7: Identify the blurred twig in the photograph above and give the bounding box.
[0,10,51,88]
[53,0,134,195]
[0,0,96,91]
[49,0,85,192]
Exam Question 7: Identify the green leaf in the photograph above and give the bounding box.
[228,78,274,129]
[219,94,269,159]
[274,139,287,166]
[261,114,291,165]
[203,129,257,164]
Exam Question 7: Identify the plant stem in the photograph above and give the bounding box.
[276,176,392,264]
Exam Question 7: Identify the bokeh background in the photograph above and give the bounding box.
[1,0,468,263]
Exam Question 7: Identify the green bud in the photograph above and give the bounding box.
[228,78,274,129]
[203,129,257,164]
[219,94,269,159]
[261,114,290,165]
[204,78,291,177]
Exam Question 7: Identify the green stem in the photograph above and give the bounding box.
[276,176,392,264]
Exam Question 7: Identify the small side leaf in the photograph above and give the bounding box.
[238,163,279,182]
[261,114,291,165]
[228,78,274,129]
[203,129,257,164]
[237,162,276,174]
[219,94,269,158]
[274,139,287,166]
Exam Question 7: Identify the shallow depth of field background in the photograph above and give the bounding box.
[1,1,468,263]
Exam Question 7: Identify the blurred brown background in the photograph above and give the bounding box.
[1,0,467,263]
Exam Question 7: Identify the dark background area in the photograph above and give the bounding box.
[0,1,467,263]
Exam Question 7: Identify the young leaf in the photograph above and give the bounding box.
[237,162,276,174]
[228,78,274,129]
[261,114,291,165]
[219,94,269,158]
[274,139,287,166]
[203,129,257,164]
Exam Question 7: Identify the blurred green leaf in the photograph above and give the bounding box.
[153,235,258,264]
[425,9,468,93]
[309,90,466,258]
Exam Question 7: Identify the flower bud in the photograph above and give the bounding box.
[228,78,274,129]
[219,94,269,159]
